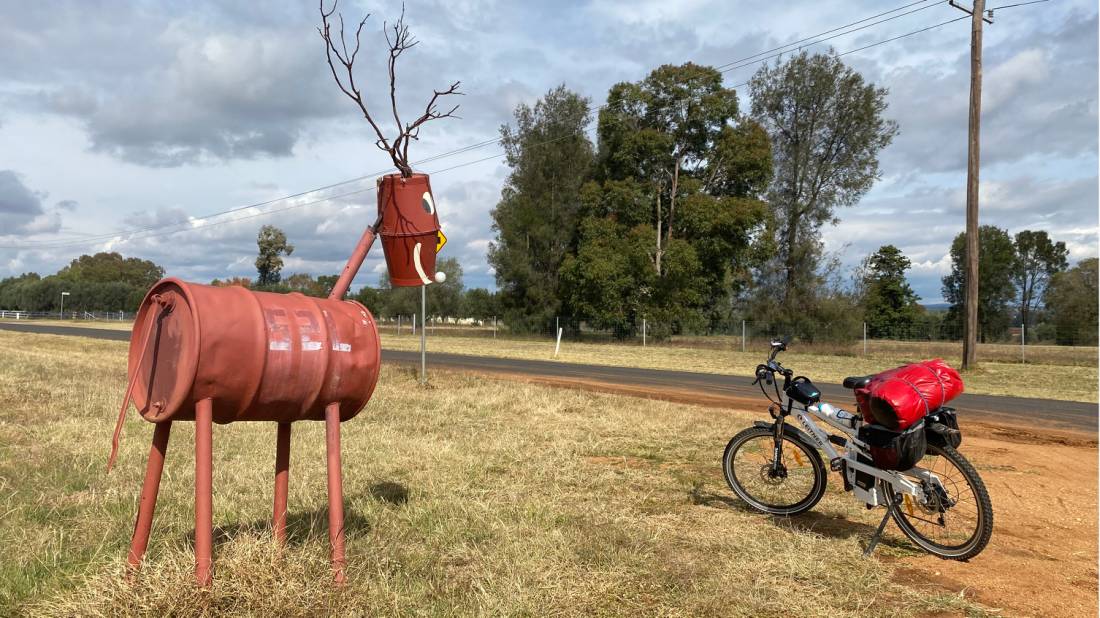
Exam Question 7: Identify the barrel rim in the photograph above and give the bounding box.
[128,277,201,423]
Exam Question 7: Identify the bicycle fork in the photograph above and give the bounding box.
[770,418,787,477]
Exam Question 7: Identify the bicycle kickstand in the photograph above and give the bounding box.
[863,505,894,558]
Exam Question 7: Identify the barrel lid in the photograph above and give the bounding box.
[128,280,198,421]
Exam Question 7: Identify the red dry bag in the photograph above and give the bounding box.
[855,359,964,430]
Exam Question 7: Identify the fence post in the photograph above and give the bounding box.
[555,316,559,340]
[642,319,647,347]
[493,316,497,339]
[1021,322,1026,364]
[863,322,867,356]
[397,315,402,335]
[742,320,746,353]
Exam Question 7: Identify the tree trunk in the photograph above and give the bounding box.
[655,184,663,276]
[783,212,800,304]
[667,155,682,248]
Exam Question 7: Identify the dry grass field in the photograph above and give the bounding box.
[0,331,998,617]
[382,333,1099,403]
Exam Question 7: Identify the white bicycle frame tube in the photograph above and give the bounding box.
[794,404,929,499]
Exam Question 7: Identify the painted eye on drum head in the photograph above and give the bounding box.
[421,192,435,214]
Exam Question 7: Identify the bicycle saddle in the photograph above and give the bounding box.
[842,375,873,389]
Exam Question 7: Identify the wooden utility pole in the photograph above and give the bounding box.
[952,0,991,369]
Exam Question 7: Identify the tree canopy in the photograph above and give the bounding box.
[749,51,898,326]
[1013,230,1068,328]
[860,245,922,338]
[489,86,594,332]
[942,226,1018,341]
[0,253,165,313]
[561,63,772,336]
[255,225,294,286]
[1043,258,1098,345]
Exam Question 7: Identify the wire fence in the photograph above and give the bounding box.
[5,309,1094,366]
[533,317,1097,347]
[377,313,1097,367]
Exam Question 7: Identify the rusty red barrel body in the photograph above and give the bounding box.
[378,172,441,286]
[119,173,442,586]
[127,278,381,425]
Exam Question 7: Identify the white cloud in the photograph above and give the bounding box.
[0,0,1094,303]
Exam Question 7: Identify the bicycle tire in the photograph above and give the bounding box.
[723,426,827,516]
[884,443,993,560]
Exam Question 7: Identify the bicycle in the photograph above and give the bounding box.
[722,337,993,560]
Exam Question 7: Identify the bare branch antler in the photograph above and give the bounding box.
[319,0,462,178]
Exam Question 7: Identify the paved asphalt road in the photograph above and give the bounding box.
[2,321,1095,434]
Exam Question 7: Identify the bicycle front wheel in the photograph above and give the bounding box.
[723,426,827,516]
[883,443,993,560]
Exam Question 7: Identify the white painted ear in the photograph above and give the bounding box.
[421,192,436,215]
[412,243,431,285]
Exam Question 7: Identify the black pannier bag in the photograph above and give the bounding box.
[858,419,927,471]
[926,407,962,448]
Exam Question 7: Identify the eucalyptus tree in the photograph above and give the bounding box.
[749,51,898,319]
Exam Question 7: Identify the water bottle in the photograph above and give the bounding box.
[816,402,858,431]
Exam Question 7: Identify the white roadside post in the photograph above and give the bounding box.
[1021,322,1026,364]
[642,319,646,347]
[60,291,70,320]
[554,327,563,358]
[742,320,746,353]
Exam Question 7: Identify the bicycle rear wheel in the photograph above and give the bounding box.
[723,426,826,516]
[883,443,993,560]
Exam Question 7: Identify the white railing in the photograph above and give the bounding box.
[0,309,131,321]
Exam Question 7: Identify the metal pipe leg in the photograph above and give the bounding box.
[194,398,214,587]
[127,421,172,571]
[273,422,292,545]
[324,402,347,585]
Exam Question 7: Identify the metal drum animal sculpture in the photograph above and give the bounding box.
[109,174,443,586]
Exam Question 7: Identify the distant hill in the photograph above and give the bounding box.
[920,303,950,313]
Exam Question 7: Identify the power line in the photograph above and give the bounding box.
[988,0,1049,10]
[835,14,970,58]
[43,188,377,249]
[713,0,941,72]
[1,2,981,251]
[726,14,972,89]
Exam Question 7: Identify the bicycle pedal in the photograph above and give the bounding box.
[829,457,844,472]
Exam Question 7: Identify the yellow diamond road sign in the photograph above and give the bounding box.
[436,230,447,252]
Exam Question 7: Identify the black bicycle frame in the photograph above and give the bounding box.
[770,371,795,474]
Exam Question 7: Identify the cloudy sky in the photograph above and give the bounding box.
[0,0,1096,302]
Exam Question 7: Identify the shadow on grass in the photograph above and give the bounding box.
[364,481,409,506]
[689,488,915,553]
[182,481,409,549]
[185,508,374,549]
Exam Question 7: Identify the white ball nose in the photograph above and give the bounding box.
[434,271,447,283]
